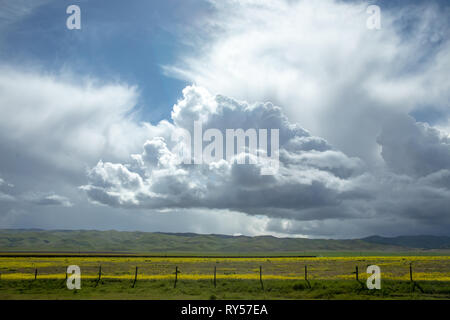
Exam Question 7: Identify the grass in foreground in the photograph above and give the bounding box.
[1,255,449,299]
[1,279,450,300]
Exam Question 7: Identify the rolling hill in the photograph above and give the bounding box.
[363,235,450,250]
[0,229,449,254]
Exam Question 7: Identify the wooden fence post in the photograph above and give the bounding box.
[214,266,217,288]
[34,268,37,280]
[132,266,138,288]
[409,262,424,293]
[305,265,307,281]
[174,266,178,288]
[354,265,365,289]
[409,263,413,282]
[304,265,311,288]
[410,262,415,292]
[94,265,102,287]
[259,266,264,290]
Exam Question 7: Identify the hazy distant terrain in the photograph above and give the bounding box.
[0,229,449,254]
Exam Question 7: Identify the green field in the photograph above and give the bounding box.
[2,279,450,300]
[1,254,449,299]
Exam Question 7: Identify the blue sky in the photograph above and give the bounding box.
[0,0,207,122]
[0,0,449,238]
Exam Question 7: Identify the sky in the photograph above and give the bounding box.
[0,0,449,238]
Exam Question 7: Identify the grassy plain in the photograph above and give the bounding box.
[0,255,449,299]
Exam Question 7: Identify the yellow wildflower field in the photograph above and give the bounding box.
[0,255,449,282]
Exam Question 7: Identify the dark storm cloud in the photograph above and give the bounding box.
[378,115,450,177]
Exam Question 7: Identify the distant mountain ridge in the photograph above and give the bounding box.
[363,235,450,249]
[0,229,449,253]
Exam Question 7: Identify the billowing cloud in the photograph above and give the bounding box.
[82,85,366,220]
[165,0,450,166]
[0,67,161,173]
